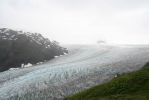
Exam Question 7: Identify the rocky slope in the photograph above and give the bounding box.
[0,28,68,72]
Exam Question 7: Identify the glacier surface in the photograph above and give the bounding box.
[0,44,149,99]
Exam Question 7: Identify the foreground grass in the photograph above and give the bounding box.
[65,63,149,100]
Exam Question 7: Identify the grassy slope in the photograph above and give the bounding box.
[66,63,149,100]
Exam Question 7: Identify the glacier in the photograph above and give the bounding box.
[0,44,149,100]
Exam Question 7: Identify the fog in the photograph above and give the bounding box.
[0,0,149,44]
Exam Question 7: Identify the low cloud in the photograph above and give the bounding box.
[0,0,149,44]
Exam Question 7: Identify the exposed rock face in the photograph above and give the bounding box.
[0,28,68,72]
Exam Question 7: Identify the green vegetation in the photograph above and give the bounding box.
[66,63,149,100]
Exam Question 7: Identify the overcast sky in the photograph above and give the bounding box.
[0,0,149,44]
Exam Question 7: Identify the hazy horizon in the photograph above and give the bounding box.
[0,0,149,44]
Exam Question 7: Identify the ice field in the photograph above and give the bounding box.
[0,44,149,100]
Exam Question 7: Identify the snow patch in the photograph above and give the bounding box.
[21,63,33,68]
[9,68,19,71]
[64,53,68,55]
[54,56,59,58]
[36,62,43,65]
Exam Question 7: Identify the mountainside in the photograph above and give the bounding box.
[0,28,68,72]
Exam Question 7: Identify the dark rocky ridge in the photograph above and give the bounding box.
[0,28,68,72]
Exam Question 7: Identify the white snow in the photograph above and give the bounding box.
[3,28,9,33]
[64,53,68,55]
[21,63,33,68]
[36,62,43,64]
[9,68,19,71]
[21,64,24,68]
[54,56,59,58]
[5,33,10,35]
[24,63,32,68]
